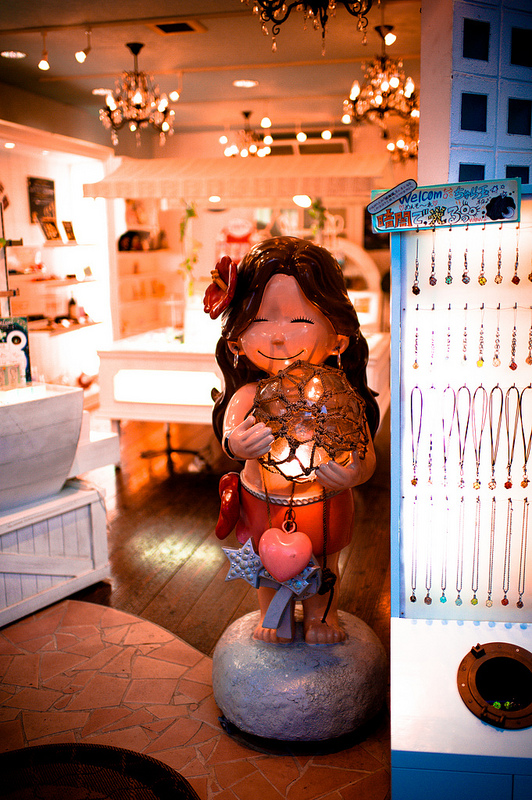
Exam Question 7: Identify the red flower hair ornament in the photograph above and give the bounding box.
[203,255,238,319]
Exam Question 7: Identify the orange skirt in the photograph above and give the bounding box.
[236,485,354,556]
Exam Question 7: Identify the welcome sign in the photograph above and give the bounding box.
[370,178,520,233]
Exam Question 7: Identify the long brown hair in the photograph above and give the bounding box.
[212,236,380,441]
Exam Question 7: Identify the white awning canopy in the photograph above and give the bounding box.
[83,153,390,206]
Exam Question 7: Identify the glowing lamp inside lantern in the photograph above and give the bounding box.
[251,361,368,483]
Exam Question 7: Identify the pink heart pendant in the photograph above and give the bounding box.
[259,526,313,583]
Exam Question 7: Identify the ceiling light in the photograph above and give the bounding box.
[341,28,419,140]
[4,143,15,149]
[375,24,396,46]
[263,133,273,145]
[38,32,49,71]
[246,1,374,52]
[293,195,312,208]
[1,51,26,59]
[99,42,174,146]
[92,88,113,96]
[169,90,180,102]
[209,196,221,204]
[321,129,332,140]
[222,111,270,158]
[219,134,228,144]
[233,79,259,88]
[260,116,271,128]
[75,29,92,63]
[296,130,307,142]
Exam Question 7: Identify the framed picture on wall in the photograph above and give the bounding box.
[39,217,62,242]
[62,221,76,242]
[27,176,56,223]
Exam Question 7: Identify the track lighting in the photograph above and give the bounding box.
[75,29,92,64]
[38,32,49,71]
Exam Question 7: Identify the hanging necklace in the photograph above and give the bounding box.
[442,385,456,487]
[493,303,501,367]
[471,496,481,605]
[517,497,529,609]
[478,227,487,285]
[486,496,496,607]
[462,304,468,362]
[413,306,420,369]
[429,317,435,370]
[488,384,504,489]
[412,239,420,295]
[424,496,433,605]
[527,307,532,365]
[445,242,453,285]
[504,384,520,489]
[455,495,465,606]
[501,498,513,606]
[477,304,485,367]
[471,385,488,489]
[519,385,531,488]
[462,247,470,284]
[410,385,423,486]
[494,237,503,284]
[511,224,520,285]
[509,303,518,371]
[446,304,452,360]
[429,230,437,286]
[456,385,471,488]
[440,496,449,603]
[410,494,418,603]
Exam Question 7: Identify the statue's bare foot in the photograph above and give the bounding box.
[253,622,293,644]
[304,614,347,644]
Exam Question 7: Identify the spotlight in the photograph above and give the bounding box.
[75,29,92,63]
[38,32,49,71]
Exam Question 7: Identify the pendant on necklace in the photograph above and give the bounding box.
[455,596,462,606]
[424,594,432,605]
[504,480,512,489]
[488,479,496,490]
[494,274,503,285]
[517,599,524,609]
[410,593,416,603]
[501,596,509,606]
[473,479,481,490]
[493,357,501,367]
[486,598,493,608]
[471,595,478,606]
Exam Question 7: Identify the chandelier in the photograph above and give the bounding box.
[222,112,272,158]
[386,120,419,162]
[341,32,419,138]
[244,1,374,51]
[99,43,174,147]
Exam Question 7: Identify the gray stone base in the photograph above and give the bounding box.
[212,610,387,741]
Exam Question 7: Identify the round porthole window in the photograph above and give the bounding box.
[457,642,532,730]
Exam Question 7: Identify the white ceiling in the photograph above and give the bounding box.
[0,1,421,141]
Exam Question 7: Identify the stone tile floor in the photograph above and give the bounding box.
[0,600,390,799]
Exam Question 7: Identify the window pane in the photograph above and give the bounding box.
[461,93,488,132]
[463,18,490,61]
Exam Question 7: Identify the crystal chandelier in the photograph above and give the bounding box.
[222,112,272,158]
[386,120,419,162]
[341,32,419,138]
[244,1,374,52]
[99,43,174,147]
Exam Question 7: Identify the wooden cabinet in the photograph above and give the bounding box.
[116,250,185,337]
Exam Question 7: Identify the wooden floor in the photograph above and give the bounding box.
[74,411,391,660]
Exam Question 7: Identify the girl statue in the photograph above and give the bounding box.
[204,236,379,645]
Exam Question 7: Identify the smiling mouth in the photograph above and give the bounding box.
[258,349,304,361]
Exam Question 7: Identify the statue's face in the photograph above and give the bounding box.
[235,274,342,375]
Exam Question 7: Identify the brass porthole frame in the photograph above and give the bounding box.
[457,642,532,730]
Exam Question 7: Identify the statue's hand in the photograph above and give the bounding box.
[226,416,274,460]
[316,452,374,490]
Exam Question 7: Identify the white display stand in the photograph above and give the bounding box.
[389,184,532,799]
[0,484,109,627]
